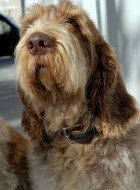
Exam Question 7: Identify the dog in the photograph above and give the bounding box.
[0,117,31,190]
[15,1,140,190]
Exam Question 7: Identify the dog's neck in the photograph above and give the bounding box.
[32,90,94,134]
[40,100,98,147]
[43,100,88,135]
[20,87,101,147]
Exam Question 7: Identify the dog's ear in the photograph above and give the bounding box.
[17,85,48,146]
[87,36,138,139]
[59,2,138,138]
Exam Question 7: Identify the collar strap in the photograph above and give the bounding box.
[63,124,98,143]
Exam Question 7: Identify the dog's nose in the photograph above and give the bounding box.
[27,33,52,55]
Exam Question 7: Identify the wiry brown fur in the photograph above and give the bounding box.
[0,118,31,190]
[15,1,140,190]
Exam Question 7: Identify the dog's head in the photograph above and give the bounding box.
[16,2,93,98]
[16,1,138,143]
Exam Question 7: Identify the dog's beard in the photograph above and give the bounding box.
[27,55,54,91]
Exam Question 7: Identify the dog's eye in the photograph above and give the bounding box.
[67,18,79,30]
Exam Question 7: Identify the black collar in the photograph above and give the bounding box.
[63,124,98,143]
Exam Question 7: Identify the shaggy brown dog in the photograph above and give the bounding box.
[0,118,31,190]
[15,1,140,190]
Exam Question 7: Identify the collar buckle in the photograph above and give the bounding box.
[63,124,82,138]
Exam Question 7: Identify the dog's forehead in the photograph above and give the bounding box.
[44,4,69,23]
[26,2,82,24]
[20,2,94,44]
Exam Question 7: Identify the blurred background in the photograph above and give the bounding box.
[0,0,140,133]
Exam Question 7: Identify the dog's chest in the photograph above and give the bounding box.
[30,141,139,190]
[30,145,99,190]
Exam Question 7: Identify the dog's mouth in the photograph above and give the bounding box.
[30,55,49,74]
[33,54,47,65]
[36,57,45,66]
[34,60,55,92]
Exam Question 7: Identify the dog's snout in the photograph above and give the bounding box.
[27,33,52,55]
